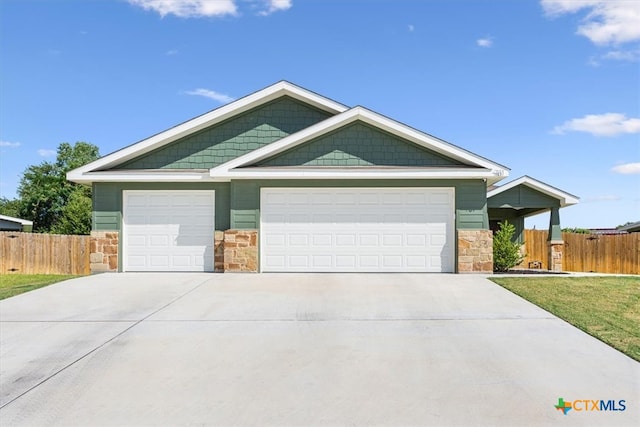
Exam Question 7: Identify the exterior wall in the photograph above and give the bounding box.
[90,231,119,273]
[116,97,332,170]
[457,230,493,273]
[223,230,258,272]
[259,122,464,167]
[92,180,490,274]
[0,219,23,231]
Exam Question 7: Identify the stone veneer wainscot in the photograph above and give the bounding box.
[90,231,119,273]
[223,230,258,272]
[457,230,493,273]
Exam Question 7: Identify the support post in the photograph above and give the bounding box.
[548,207,563,272]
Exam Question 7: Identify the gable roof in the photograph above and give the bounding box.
[209,106,510,184]
[487,176,579,207]
[0,215,33,226]
[68,81,348,184]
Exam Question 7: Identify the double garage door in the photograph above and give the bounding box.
[122,188,454,272]
[261,188,454,272]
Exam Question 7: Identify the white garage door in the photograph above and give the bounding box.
[261,188,454,272]
[123,190,215,272]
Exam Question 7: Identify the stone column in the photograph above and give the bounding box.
[548,241,564,272]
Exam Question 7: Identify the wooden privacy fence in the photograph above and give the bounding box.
[0,232,90,275]
[522,229,640,275]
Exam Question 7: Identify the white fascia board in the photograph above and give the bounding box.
[487,176,579,207]
[68,81,348,177]
[0,214,33,226]
[210,168,502,183]
[211,106,510,180]
[68,171,216,184]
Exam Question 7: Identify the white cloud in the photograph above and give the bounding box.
[476,37,493,48]
[165,49,179,55]
[551,113,640,136]
[0,140,20,148]
[541,0,640,45]
[37,149,56,157]
[259,0,292,16]
[583,194,621,203]
[184,88,235,103]
[612,162,640,175]
[602,48,640,61]
[408,24,415,32]
[128,0,238,18]
[128,0,292,18]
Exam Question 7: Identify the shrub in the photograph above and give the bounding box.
[493,221,525,272]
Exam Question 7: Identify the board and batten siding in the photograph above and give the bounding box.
[230,179,489,230]
[92,182,230,231]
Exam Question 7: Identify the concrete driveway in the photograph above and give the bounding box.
[0,273,638,426]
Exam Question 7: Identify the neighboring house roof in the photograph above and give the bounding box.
[617,221,640,233]
[487,175,579,208]
[0,215,33,226]
[589,228,629,235]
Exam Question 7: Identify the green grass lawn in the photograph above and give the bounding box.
[490,276,640,362]
[0,274,80,300]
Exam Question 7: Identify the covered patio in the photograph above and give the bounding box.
[487,176,579,271]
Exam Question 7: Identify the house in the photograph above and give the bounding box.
[0,215,33,232]
[68,81,578,274]
[617,221,640,233]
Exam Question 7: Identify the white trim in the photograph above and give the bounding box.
[70,171,217,184]
[122,189,215,272]
[487,176,579,207]
[210,107,509,184]
[67,81,348,184]
[211,167,500,182]
[0,215,33,226]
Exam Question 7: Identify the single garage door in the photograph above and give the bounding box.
[123,190,215,272]
[261,188,454,272]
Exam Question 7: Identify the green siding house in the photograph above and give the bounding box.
[68,81,578,274]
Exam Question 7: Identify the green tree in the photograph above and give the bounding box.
[493,221,525,272]
[17,142,99,234]
[51,189,93,235]
[0,197,21,217]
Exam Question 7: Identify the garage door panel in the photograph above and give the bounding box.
[313,234,332,246]
[124,190,214,272]
[261,188,454,272]
[336,234,356,246]
[290,255,309,268]
[288,234,308,246]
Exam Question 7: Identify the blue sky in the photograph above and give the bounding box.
[1,0,638,229]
